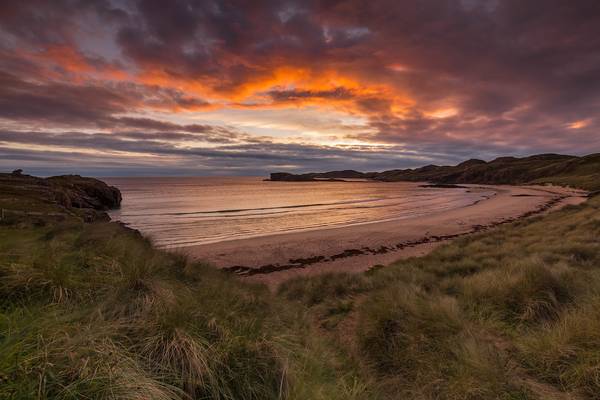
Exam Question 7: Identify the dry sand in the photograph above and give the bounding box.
[181,184,587,288]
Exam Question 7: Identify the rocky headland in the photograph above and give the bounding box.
[0,169,122,222]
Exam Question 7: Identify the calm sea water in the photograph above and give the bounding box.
[105,177,491,248]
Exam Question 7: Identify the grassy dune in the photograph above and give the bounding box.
[280,195,600,399]
[2,173,600,399]
[0,209,374,398]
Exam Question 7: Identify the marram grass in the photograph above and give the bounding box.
[0,217,375,399]
[2,189,600,399]
[280,196,600,399]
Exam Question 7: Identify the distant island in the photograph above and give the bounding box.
[269,153,600,191]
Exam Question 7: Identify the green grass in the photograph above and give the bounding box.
[280,196,600,399]
[517,296,600,398]
[3,178,600,399]
[357,285,529,399]
[0,215,376,399]
[278,273,372,307]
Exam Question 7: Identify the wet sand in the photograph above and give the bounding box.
[180,184,587,288]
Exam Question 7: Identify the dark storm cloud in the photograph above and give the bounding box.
[1,0,600,173]
[113,1,369,88]
[0,71,131,125]
[0,72,216,132]
[113,118,241,142]
[267,87,354,101]
[0,0,129,50]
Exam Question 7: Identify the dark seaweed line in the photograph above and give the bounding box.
[222,195,567,277]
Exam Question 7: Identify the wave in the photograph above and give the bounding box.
[115,191,468,219]
[117,196,399,217]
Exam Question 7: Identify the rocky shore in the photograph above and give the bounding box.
[0,170,122,221]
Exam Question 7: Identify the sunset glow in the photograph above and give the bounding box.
[1,1,599,175]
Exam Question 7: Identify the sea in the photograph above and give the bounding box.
[105,177,492,248]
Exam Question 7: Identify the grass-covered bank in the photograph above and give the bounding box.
[0,177,375,399]
[3,170,600,399]
[279,195,600,399]
[0,219,379,399]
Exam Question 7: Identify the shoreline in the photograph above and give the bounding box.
[180,184,587,288]
[156,183,494,248]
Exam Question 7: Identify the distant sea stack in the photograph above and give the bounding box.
[268,153,600,191]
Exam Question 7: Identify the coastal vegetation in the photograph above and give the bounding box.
[270,153,600,191]
[2,168,600,399]
[280,194,600,399]
[0,172,374,399]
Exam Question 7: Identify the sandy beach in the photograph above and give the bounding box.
[181,184,587,288]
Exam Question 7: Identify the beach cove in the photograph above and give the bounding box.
[181,184,586,287]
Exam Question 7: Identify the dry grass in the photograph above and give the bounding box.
[3,185,600,398]
[356,284,528,399]
[459,259,578,325]
[0,216,375,399]
[280,196,600,399]
[518,296,600,397]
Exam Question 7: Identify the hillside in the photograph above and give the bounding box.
[2,172,600,399]
[0,174,373,399]
[279,195,600,399]
[269,153,600,191]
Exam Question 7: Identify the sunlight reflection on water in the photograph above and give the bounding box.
[105,177,491,248]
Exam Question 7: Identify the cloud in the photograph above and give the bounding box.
[0,72,211,128]
[0,128,443,176]
[267,87,355,102]
[0,0,599,174]
[0,71,131,125]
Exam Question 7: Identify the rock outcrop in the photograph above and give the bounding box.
[46,175,122,210]
[0,172,122,221]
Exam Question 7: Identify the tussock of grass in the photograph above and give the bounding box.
[358,285,461,375]
[278,272,372,306]
[278,273,373,331]
[459,260,577,325]
[518,296,600,397]
[357,284,527,399]
[0,313,182,399]
[0,216,374,399]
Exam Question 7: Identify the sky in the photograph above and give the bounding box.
[1,0,599,176]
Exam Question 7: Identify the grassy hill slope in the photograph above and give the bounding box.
[2,171,600,399]
[0,174,375,399]
[270,153,600,191]
[280,195,600,399]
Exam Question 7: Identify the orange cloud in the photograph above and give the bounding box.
[19,45,128,82]
[134,62,414,118]
[567,119,591,129]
